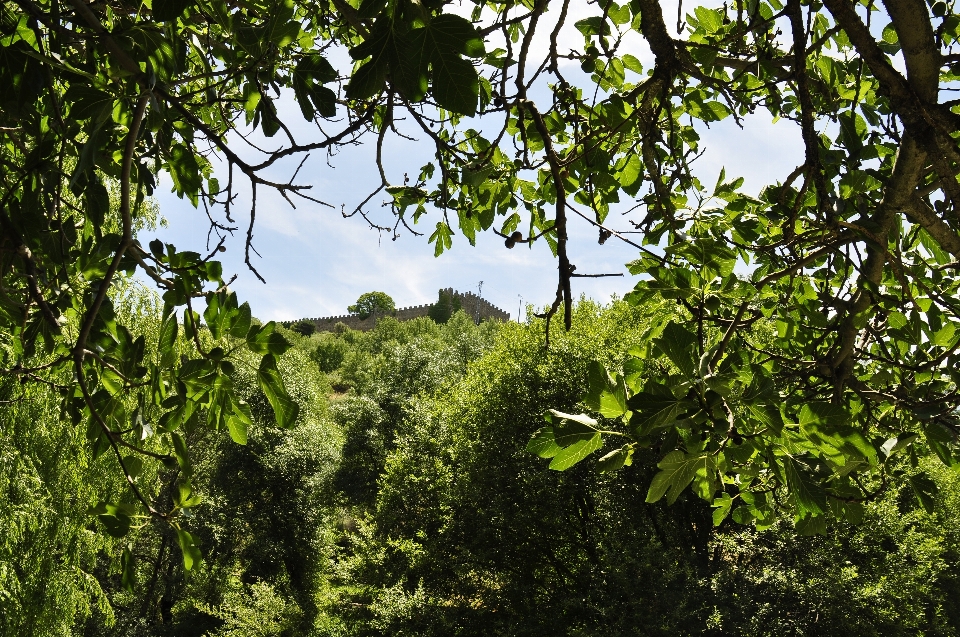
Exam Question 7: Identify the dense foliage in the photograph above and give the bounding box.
[0,284,328,635]
[3,298,960,635]
[5,0,960,562]
[348,292,397,320]
[5,0,960,627]
[322,301,960,636]
[426,288,463,324]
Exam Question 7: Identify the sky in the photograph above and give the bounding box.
[144,1,807,323]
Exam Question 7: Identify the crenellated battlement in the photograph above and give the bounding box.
[284,288,510,332]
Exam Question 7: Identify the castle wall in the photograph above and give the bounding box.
[287,288,510,333]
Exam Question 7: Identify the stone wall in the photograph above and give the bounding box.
[288,288,510,333]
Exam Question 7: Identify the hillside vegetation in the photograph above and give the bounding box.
[2,292,959,636]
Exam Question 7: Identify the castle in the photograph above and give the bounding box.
[290,288,511,332]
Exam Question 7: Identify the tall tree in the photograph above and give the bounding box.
[323,0,960,531]
[348,291,396,319]
[4,0,960,559]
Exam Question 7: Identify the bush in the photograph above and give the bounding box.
[328,300,716,636]
[320,300,960,636]
[427,289,462,324]
[292,320,317,336]
[313,337,350,373]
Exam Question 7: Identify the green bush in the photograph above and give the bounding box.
[327,300,716,636]
[292,320,317,336]
[9,294,960,637]
[313,337,350,373]
[427,290,462,324]
[707,463,960,636]
[320,300,960,636]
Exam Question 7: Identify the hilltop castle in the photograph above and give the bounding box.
[290,288,510,333]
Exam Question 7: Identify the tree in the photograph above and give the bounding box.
[321,301,960,635]
[0,0,416,568]
[297,0,960,531]
[5,0,960,565]
[474,0,960,532]
[348,291,396,320]
[291,320,317,336]
[426,288,462,324]
[342,301,714,636]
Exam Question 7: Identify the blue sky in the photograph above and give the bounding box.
[144,1,805,323]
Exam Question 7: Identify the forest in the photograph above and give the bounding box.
[5,0,960,633]
[4,293,960,636]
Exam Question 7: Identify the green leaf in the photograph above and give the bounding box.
[86,178,109,228]
[646,451,715,505]
[158,309,179,367]
[882,22,899,44]
[527,426,562,458]
[627,383,694,435]
[575,16,609,37]
[225,398,252,445]
[90,502,134,538]
[246,321,291,355]
[176,528,201,570]
[833,426,878,465]
[712,492,733,526]
[799,402,849,428]
[670,239,737,280]
[694,6,723,33]
[909,473,938,513]
[63,85,114,120]
[584,361,627,418]
[429,222,454,256]
[174,479,202,508]
[741,373,784,434]
[794,512,827,536]
[346,59,387,100]
[655,322,698,377]
[171,431,192,475]
[229,302,252,338]
[70,119,109,192]
[243,85,261,123]
[550,414,598,445]
[203,292,225,340]
[623,355,644,392]
[257,354,299,429]
[153,0,194,21]
[268,20,301,47]
[933,322,956,347]
[731,505,755,525]
[644,267,698,299]
[178,358,218,399]
[609,3,632,25]
[537,411,603,470]
[122,455,143,478]
[838,500,865,524]
[204,260,223,283]
[549,433,601,470]
[621,53,643,74]
[357,0,387,18]
[782,456,826,516]
[597,446,634,472]
[166,144,202,202]
[293,55,338,120]
[546,409,598,430]
[431,14,485,57]
[881,433,917,457]
[617,154,642,190]
[257,96,281,137]
[431,53,478,115]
